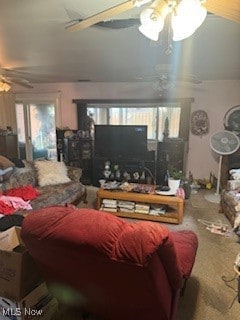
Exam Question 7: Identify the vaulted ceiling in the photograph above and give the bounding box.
[0,0,239,87]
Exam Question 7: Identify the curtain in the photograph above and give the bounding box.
[0,93,16,132]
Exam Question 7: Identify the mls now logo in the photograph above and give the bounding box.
[1,307,43,318]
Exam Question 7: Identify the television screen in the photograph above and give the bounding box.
[94,125,148,158]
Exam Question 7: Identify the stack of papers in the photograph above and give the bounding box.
[118,201,135,212]
[135,203,150,214]
[100,199,118,212]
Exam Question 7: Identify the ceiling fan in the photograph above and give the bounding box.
[65,0,240,35]
[0,68,33,91]
[152,74,201,92]
[136,63,202,92]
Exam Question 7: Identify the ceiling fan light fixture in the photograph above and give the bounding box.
[139,24,159,41]
[152,80,162,91]
[140,7,164,26]
[139,8,165,41]
[139,2,172,42]
[153,78,175,92]
[172,18,196,41]
[172,0,207,41]
[0,81,11,92]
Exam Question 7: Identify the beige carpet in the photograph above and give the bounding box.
[78,186,240,320]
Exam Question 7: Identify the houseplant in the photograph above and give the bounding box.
[168,168,185,193]
[168,168,185,181]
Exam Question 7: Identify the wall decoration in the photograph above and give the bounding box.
[223,105,240,133]
[190,110,209,136]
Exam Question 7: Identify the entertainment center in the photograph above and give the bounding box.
[70,98,192,186]
[59,124,187,188]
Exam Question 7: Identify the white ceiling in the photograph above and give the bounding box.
[0,0,240,85]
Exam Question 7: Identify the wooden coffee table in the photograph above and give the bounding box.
[96,188,184,224]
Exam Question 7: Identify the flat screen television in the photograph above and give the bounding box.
[94,125,148,158]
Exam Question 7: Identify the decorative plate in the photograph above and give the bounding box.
[155,190,176,196]
[190,110,209,136]
[223,105,240,133]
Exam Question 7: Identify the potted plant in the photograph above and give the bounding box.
[168,168,185,193]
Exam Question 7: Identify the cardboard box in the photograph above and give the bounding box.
[0,282,58,320]
[0,228,20,252]
[0,227,43,300]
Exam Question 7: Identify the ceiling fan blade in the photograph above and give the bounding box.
[65,1,137,32]
[9,78,33,88]
[0,67,32,79]
[205,0,240,23]
[65,6,140,30]
[170,75,202,84]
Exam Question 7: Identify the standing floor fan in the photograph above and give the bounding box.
[205,130,240,203]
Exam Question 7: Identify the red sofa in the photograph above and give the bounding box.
[21,206,198,320]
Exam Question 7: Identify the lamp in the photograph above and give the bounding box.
[139,8,165,41]
[0,81,11,92]
[138,0,207,42]
[172,0,207,41]
[139,1,173,41]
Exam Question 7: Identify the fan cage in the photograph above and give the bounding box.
[210,131,240,155]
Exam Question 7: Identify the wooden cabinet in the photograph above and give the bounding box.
[0,134,18,158]
[63,137,93,185]
[156,140,187,185]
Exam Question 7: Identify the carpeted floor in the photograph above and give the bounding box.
[78,186,240,320]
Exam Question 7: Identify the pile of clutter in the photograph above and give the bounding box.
[188,171,217,195]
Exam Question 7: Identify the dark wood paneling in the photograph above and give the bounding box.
[0,135,18,158]
[156,140,187,185]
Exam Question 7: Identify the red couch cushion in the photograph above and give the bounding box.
[171,231,198,278]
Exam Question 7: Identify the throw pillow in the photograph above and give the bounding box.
[0,156,15,170]
[34,160,71,187]
[0,156,15,182]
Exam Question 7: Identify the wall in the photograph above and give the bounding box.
[12,79,240,179]
[188,80,240,180]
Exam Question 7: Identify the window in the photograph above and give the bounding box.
[15,93,61,160]
[88,103,181,140]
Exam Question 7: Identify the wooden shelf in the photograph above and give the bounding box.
[96,188,184,224]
